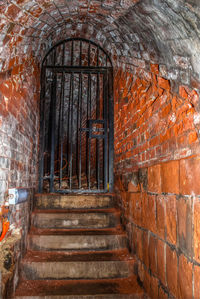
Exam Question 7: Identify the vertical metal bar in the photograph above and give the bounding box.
[89,73,91,119]
[69,73,74,189]
[79,73,83,189]
[96,73,100,189]
[71,40,74,66]
[108,69,114,192]
[57,76,61,163]
[50,74,57,192]
[88,42,90,66]
[67,73,72,180]
[62,42,65,66]
[38,68,46,192]
[87,73,91,189]
[86,74,88,187]
[97,46,99,67]
[59,72,65,188]
[103,71,108,191]
[53,48,56,65]
[79,40,82,66]
[76,73,81,185]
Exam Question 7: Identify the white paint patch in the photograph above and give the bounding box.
[63,220,79,226]
[194,113,200,125]
[169,113,176,123]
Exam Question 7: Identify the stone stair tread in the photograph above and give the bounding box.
[32,208,120,214]
[23,248,133,262]
[14,275,144,297]
[35,194,114,210]
[21,260,134,280]
[29,226,125,235]
[28,233,127,251]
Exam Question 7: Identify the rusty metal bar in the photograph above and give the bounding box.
[103,72,108,191]
[59,72,65,188]
[71,40,74,66]
[96,72,100,189]
[69,73,74,189]
[79,73,83,189]
[50,75,57,192]
[79,40,82,66]
[88,41,91,67]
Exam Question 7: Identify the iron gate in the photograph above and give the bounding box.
[39,38,114,193]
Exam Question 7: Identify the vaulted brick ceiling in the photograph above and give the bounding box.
[0,0,200,81]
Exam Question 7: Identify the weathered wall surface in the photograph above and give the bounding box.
[114,60,200,299]
[112,1,200,298]
[0,57,40,297]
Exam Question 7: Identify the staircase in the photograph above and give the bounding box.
[13,193,147,299]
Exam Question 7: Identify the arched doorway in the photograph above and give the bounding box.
[39,38,114,193]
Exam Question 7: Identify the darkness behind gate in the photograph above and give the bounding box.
[39,38,114,193]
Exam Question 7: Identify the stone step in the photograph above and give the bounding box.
[21,260,134,280]
[35,194,114,210]
[31,209,120,229]
[28,234,127,251]
[14,296,146,299]
[29,225,124,235]
[14,276,146,298]
[23,248,131,262]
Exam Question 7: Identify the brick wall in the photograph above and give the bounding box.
[114,63,200,299]
[0,56,40,297]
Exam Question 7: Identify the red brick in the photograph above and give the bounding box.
[141,192,148,229]
[166,245,177,297]
[177,197,193,257]
[137,260,145,283]
[143,268,151,296]
[156,195,165,239]
[166,195,177,245]
[150,63,159,74]
[146,195,157,234]
[161,160,179,194]
[157,77,171,90]
[194,265,200,299]
[149,235,157,275]
[180,156,200,195]
[178,254,193,299]
[150,275,159,299]
[157,239,166,285]
[135,227,143,261]
[142,231,149,268]
[148,164,161,193]
[158,286,169,299]
[127,180,140,192]
[194,198,200,263]
[129,192,142,226]
[188,131,198,144]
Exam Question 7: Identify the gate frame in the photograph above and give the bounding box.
[38,38,114,194]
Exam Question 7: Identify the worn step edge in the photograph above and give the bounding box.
[28,226,125,235]
[32,208,120,214]
[34,194,114,209]
[31,211,120,230]
[14,275,144,297]
[28,234,128,251]
[14,295,147,299]
[23,248,132,262]
[21,260,135,280]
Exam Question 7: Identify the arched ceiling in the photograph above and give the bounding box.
[0,0,200,81]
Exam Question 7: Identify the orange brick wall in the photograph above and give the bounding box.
[0,56,40,296]
[114,64,200,298]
